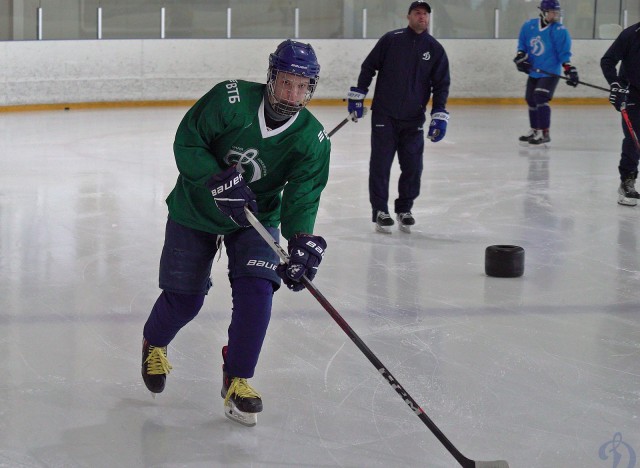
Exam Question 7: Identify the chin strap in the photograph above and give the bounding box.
[539,13,549,27]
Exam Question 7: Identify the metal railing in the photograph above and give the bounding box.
[4,0,639,42]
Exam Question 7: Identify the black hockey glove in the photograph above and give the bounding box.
[513,51,531,74]
[206,165,257,227]
[563,63,579,87]
[277,234,327,291]
[347,87,366,122]
[609,81,629,112]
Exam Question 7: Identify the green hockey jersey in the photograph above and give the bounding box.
[166,80,331,240]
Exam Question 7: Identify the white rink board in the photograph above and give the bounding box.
[0,39,613,106]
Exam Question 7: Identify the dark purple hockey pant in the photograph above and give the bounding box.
[525,76,559,130]
[143,217,280,378]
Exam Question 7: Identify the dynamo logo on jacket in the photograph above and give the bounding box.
[224,147,267,182]
[529,36,545,56]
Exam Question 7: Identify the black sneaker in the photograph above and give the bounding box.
[221,346,262,426]
[396,212,415,233]
[529,130,550,146]
[519,128,535,143]
[375,211,394,234]
[142,338,172,394]
[618,176,640,206]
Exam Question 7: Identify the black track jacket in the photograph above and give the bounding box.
[356,27,450,121]
[601,22,640,103]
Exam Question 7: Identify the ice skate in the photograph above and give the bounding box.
[396,212,415,233]
[618,176,639,206]
[518,128,535,145]
[221,346,262,427]
[528,129,550,146]
[375,210,394,234]
[142,338,172,396]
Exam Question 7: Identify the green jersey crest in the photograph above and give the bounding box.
[166,80,331,239]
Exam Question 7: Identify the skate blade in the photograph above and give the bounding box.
[618,197,638,206]
[375,225,392,234]
[224,400,257,427]
[399,224,412,233]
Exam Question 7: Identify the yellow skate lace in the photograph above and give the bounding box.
[145,346,173,375]
[224,378,261,405]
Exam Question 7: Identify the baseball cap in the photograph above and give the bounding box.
[408,1,431,14]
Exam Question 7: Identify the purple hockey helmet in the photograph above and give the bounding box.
[266,40,320,116]
[539,0,561,11]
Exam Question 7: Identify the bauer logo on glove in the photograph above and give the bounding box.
[206,165,257,227]
[277,234,327,291]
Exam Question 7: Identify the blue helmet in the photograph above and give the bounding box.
[267,40,320,116]
[539,0,560,11]
[269,40,320,80]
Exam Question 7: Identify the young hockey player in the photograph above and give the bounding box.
[513,0,579,146]
[347,1,451,234]
[601,22,640,206]
[141,39,330,426]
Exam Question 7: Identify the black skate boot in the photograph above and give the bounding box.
[221,346,263,427]
[396,212,415,233]
[375,210,394,234]
[519,128,535,145]
[618,173,640,206]
[529,129,550,146]
[142,338,172,395]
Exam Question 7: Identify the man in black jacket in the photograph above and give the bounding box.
[601,23,640,206]
[348,1,451,233]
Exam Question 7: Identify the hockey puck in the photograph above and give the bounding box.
[485,245,524,278]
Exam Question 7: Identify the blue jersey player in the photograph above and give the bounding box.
[513,0,579,145]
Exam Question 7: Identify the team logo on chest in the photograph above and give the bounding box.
[530,36,545,56]
[422,52,431,61]
[224,147,267,182]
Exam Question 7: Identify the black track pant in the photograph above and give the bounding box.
[369,112,425,221]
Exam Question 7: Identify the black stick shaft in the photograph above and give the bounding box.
[299,276,476,468]
[327,117,349,138]
[243,208,475,468]
[533,67,610,93]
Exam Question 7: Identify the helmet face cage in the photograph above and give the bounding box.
[539,0,562,22]
[267,40,320,117]
[266,70,317,117]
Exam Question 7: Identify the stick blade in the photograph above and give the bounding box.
[475,461,510,468]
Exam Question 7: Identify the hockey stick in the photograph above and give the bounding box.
[244,206,509,468]
[533,67,610,93]
[327,117,349,137]
[327,108,368,138]
[534,68,639,150]
[621,103,640,152]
